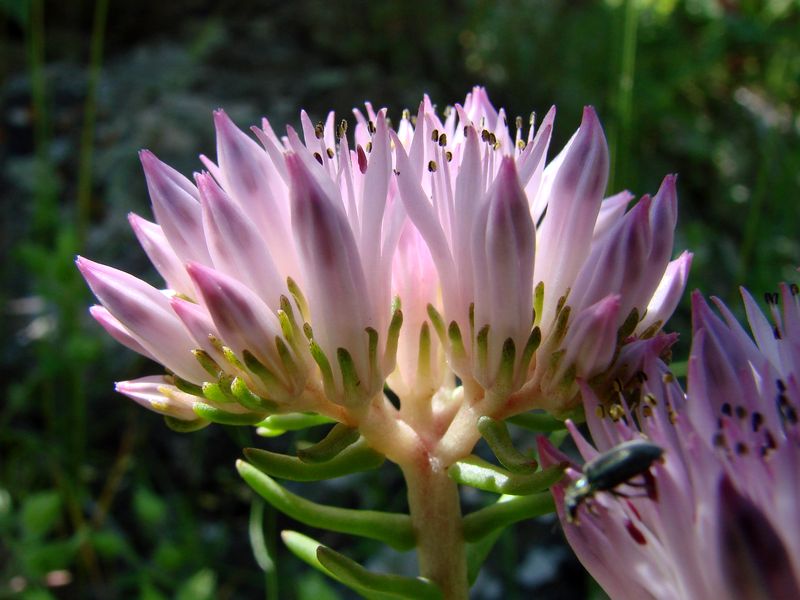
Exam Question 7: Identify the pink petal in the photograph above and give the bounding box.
[128,213,195,297]
[77,256,207,382]
[196,172,285,309]
[140,150,212,267]
[186,262,284,375]
[534,107,610,326]
[116,376,197,420]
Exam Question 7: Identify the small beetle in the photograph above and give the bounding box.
[565,439,664,522]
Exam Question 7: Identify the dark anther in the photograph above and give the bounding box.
[366,141,373,153]
[481,129,490,142]
[427,160,438,173]
[735,405,747,420]
[764,430,777,450]
[791,283,799,296]
[751,412,764,432]
[773,325,782,340]
[431,129,439,142]
[314,122,324,139]
[625,520,647,545]
[764,292,779,305]
[515,115,523,130]
[445,151,453,162]
[721,402,733,416]
[713,432,727,449]
[438,133,447,147]
[777,379,787,393]
[734,442,749,456]
[326,148,334,159]
[367,120,376,134]
[313,152,323,164]
[786,406,798,425]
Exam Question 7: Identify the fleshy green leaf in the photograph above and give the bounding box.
[282,531,441,600]
[448,456,564,495]
[463,493,555,542]
[244,437,384,481]
[317,546,443,600]
[507,411,566,433]
[237,461,414,550]
[477,416,537,473]
[298,424,360,463]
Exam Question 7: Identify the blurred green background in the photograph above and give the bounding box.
[1,0,798,598]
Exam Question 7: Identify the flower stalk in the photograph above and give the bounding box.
[402,457,469,600]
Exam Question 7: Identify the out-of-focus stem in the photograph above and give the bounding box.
[608,0,639,193]
[402,457,468,600]
[77,0,110,248]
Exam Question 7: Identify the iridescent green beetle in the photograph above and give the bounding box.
[565,439,664,522]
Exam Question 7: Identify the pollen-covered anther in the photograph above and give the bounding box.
[609,403,625,421]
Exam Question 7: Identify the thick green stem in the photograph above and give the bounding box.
[402,457,469,600]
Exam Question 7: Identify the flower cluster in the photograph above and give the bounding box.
[78,88,687,465]
[541,284,800,599]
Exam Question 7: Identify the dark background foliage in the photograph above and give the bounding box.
[1,0,798,598]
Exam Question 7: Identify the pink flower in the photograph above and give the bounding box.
[79,88,686,465]
[541,285,800,599]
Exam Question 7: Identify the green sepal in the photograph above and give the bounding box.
[164,415,210,433]
[192,402,266,425]
[222,345,245,370]
[237,461,415,550]
[477,416,536,473]
[492,337,516,395]
[297,423,360,463]
[384,309,403,368]
[275,336,300,384]
[243,350,289,400]
[244,437,384,481]
[447,321,469,367]
[448,456,563,495]
[617,307,640,343]
[533,282,544,326]
[519,327,542,374]
[507,411,566,433]
[282,531,441,600]
[366,327,380,389]
[278,294,302,344]
[550,305,571,345]
[475,325,489,375]
[171,375,204,397]
[307,336,338,401]
[639,319,663,340]
[426,304,447,344]
[462,492,556,542]
[192,349,222,378]
[230,377,278,412]
[287,277,310,320]
[317,545,443,600]
[417,322,432,381]
[202,380,235,404]
[337,347,362,404]
[256,412,336,437]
